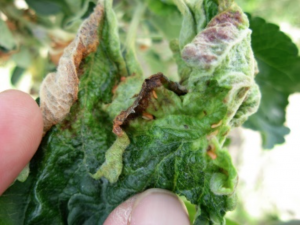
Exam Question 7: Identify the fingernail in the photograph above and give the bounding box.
[129,189,190,225]
[103,195,139,225]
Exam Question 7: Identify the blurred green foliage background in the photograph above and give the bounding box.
[237,0,300,28]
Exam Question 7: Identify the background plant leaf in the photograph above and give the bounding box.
[10,66,26,86]
[0,17,16,50]
[25,0,67,15]
[244,15,300,149]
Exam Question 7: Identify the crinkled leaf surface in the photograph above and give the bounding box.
[244,15,300,149]
[138,0,300,149]
[0,1,260,224]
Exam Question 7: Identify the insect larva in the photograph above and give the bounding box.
[142,112,154,120]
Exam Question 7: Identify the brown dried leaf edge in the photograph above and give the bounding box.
[39,3,104,134]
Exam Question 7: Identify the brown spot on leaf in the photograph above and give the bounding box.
[223,130,230,137]
[207,144,217,159]
[139,44,149,51]
[207,151,217,160]
[207,130,219,139]
[211,120,223,128]
[208,10,244,28]
[181,5,247,69]
[112,85,118,94]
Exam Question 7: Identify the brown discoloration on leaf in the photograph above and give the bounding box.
[113,73,187,136]
[211,120,223,128]
[112,85,118,94]
[207,144,216,152]
[222,129,230,137]
[207,144,217,159]
[207,130,219,139]
[39,3,104,135]
[207,151,217,160]
[209,10,244,28]
[49,38,73,65]
[181,4,249,70]
[139,44,149,51]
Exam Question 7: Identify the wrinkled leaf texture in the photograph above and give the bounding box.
[136,0,300,149]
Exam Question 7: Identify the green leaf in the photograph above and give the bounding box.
[10,66,26,86]
[249,16,300,93]
[226,218,239,225]
[203,0,219,25]
[0,17,16,50]
[25,0,67,15]
[147,0,177,16]
[0,176,34,225]
[25,0,97,32]
[16,164,30,182]
[244,81,290,148]
[0,1,260,224]
[244,15,300,149]
[11,47,32,68]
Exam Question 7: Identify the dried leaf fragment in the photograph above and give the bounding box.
[39,3,104,134]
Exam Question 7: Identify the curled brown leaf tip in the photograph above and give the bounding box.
[39,3,104,135]
[113,73,187,136]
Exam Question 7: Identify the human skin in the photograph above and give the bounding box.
[0,90,189,225]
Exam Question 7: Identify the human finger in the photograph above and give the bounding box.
[0,90,43,195]
[104,188,190,225]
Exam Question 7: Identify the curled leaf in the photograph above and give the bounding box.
[93,73,187,183]
[182,3,249,72]
[39,2,104,134]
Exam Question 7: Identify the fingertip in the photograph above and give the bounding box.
[129,189,190,225]
[104,189,190,225]
[103,194,138,225]
[0,90,43,195]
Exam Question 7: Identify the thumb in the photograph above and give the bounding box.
[104,188,190,225]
